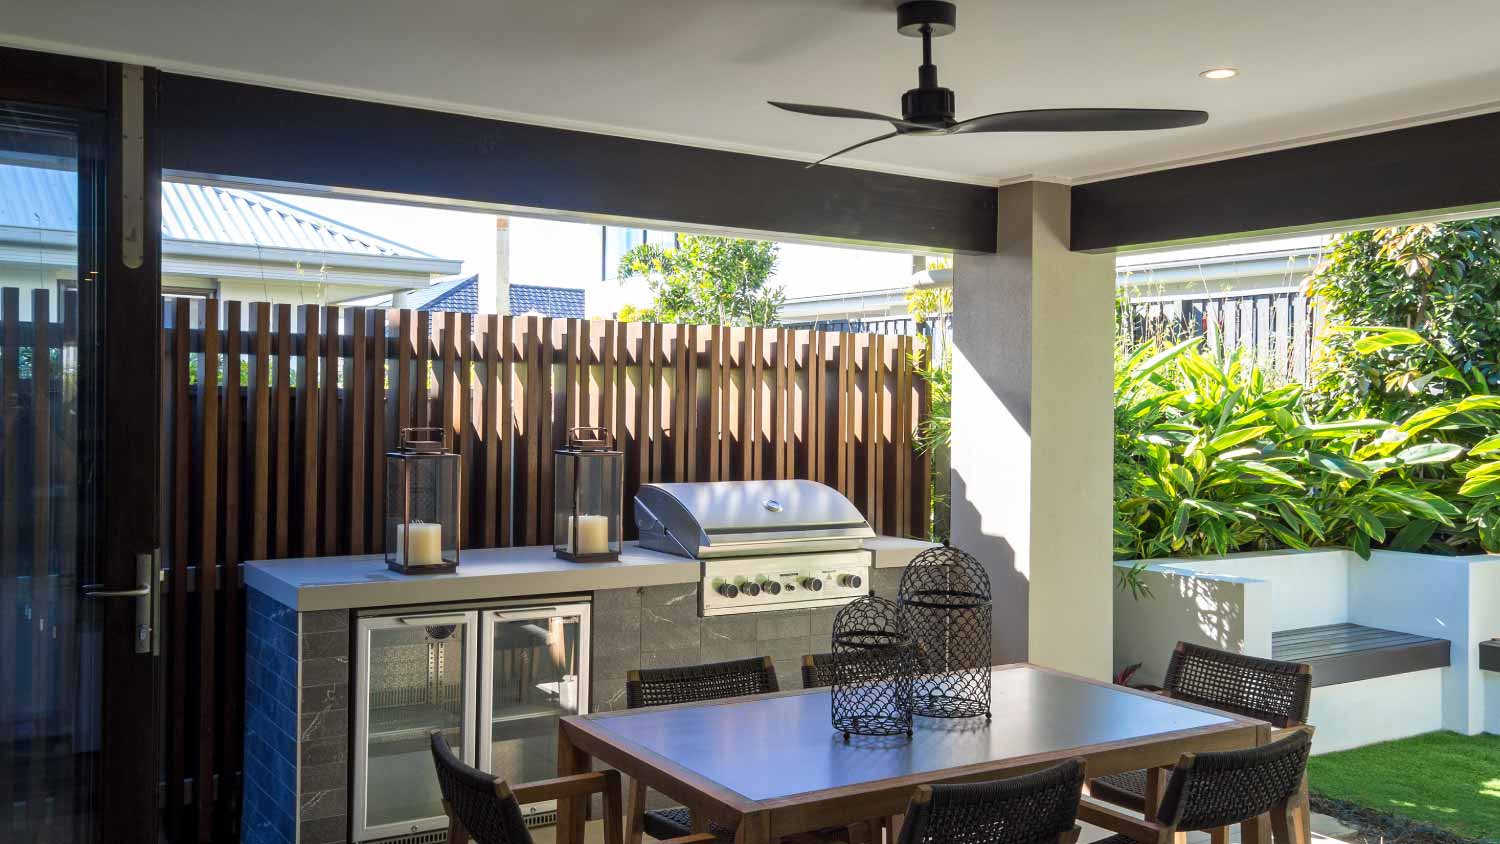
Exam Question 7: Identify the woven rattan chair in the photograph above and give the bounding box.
[896,759,1086,844]
[430,729,681,844]
[801,648,913,689]
[625,657,780,844]
[1079,728,1314,844]
[1089,642,1312,824]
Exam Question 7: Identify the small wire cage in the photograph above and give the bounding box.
[830,596,914,740]
[898,544,992,719]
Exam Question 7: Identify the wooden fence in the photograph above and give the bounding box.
[155,297,931,840]
[1122,290,1322,383]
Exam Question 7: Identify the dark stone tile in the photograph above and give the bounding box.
[300,656,350,688]
[300,682,348,712]
[760,636,812,662]
[302,630,350,660]
[756,611,810,641]
[642,582,697,608]
[299,814,348,844]
[301,609,348,634]
[302,736,348,767]
[809,607,840,639]
[640,648,703,670]
[299,787,346,821]
[641,605,700,652]
[701,615,756,644]
[300,705,348,743]
[592,676,628,712]
[699,639,760,665]
[872,568,904,600]
[592,609,642,641]
[594,587,642,613]
[593,644,642,682]
[300,761,347,794]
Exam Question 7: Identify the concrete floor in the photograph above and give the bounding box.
[529,811,1360,844]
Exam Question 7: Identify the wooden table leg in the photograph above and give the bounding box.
[735,811,771,844]
[557,725,591,844]
[626,778,646,844]
[885,813,903,844]
[1143,767,1168,818]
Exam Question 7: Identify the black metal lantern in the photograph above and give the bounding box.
[830,596,913,740]
[385,427,461,574]
[898,544,992,719]
[554,427,623,563]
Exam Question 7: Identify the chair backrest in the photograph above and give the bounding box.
[801,647,915,689]
[429,730,534,844]
[626,656,779,709]
[1155,727,1313,832]
[1163,642,1312,728]
[896,759,1086,844]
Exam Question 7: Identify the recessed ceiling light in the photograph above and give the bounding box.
[1199,67,1239,80]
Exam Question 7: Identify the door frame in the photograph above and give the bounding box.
[1,44,163,843]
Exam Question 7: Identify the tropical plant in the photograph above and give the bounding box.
[1113,337,1486,597]
[617,234,782,326]
[1308,220,1500,420]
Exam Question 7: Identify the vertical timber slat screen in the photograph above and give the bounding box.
[141,296,930,841]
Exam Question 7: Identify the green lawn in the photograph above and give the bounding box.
[1307,731,1500,840]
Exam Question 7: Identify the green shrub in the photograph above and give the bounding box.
[1113,337,1495,597]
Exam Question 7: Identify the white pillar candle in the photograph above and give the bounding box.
[566,515,611,555]
[397,521,444,566]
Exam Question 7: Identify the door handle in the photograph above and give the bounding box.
[82,551,158,654]
[397,614,469,626]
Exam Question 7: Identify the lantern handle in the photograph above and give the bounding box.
[567,426,615,450]
[400,426,447,453]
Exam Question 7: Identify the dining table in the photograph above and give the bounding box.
[555,662,1272,844]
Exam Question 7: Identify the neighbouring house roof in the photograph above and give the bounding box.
[0,163,436,258]
[510,283,585,319]
[409,274,480,313]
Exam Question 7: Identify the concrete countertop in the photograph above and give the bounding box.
[246,536,937,613]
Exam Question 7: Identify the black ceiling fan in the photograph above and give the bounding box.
[770,0,1209,168]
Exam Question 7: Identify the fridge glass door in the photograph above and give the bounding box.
[481,603,591,818]
[355,611,477,841]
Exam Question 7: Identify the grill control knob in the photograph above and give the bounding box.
[735,577,761,597]
[837,573,863,589]
[800,576,823,592]
[756,576,782,595]
[714,580,739,599]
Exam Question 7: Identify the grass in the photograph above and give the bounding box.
[1307,731,1500,840]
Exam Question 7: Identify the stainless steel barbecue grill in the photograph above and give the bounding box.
[634,480,875,617]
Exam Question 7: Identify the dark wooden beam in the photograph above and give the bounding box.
[0,45,109,112]
[1071,110,1500,251]
[159,74,997,254]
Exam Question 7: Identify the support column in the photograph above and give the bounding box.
[950,181,1115,679]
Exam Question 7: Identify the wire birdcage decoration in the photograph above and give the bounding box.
[899,544,992,719]
[830,596,913,740]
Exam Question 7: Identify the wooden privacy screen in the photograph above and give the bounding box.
[155,297,931,840]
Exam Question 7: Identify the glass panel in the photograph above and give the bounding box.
[0,109,100,841]
[365,620,468,830]
[490,612,583,801]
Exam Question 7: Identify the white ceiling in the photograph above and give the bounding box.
[6,0,1500,185]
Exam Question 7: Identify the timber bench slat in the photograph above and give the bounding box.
[1272,623,1450,687]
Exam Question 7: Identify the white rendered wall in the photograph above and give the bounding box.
[952,182,1115,679]
[1113,563,1269,687]
[1163,549,1349,631]
[1307,669,1446,753]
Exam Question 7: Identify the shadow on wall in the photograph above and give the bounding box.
[1114,566,1249,687]
[951,471,1027,664]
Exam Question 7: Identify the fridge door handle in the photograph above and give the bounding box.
[396,614,470,626]
[492,608,559,620]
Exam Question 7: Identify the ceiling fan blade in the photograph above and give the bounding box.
[949,108,1209,134]
[770,102,931,131]
[805,131,899,169]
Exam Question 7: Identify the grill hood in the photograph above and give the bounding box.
[634,480,875,559]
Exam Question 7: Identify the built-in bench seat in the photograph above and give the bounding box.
[1480,639,1500,673]
[1273,623,1450,687]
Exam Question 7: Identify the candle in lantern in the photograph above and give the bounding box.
[397,521,444,566]
[566,515,610,555]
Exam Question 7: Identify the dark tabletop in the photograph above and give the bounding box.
[579,665,1236,802]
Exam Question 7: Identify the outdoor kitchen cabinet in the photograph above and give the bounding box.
[352,601,591,843]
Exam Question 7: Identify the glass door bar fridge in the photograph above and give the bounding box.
[353,599,591,843]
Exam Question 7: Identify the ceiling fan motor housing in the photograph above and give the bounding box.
[902,86,955,125]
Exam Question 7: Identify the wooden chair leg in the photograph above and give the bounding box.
[1242,812,1271,844]
[1208,827,1229,844]
[1270,797,1307,844]
[885,813,903,844]
[627,777,647,844]
[1298,774,1312,844]
[602,770,624,844]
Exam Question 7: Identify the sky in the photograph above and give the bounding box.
[265,190,918,314]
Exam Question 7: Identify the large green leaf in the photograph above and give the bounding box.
[1290,420,1391,438]
[1348,506,1386,541]
[1470,433,1500,457]
[1395,443,1465,465]
[1344,327,1426,354]
[1307,451,1374,480]
[1390,520,1438,552]
[1207,425,1275,453]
